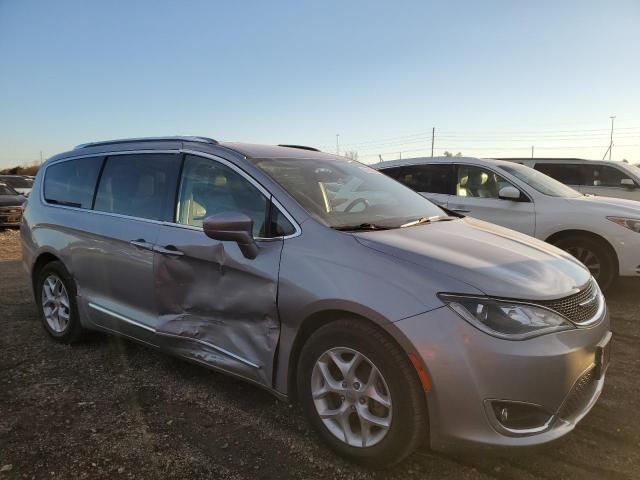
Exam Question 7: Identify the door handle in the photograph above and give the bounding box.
[153,245,184,257]
[129,239,154,251]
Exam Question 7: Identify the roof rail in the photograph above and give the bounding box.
[277,144,321,152]
[74,136,218,150]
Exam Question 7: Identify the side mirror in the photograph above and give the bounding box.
[498,186,522,201]
[203,212,258,259]
[621,178,636,188]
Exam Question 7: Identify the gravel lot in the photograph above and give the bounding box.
[1,228,639,479]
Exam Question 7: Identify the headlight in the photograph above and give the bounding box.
[607,216,640,233]
[439,294,574,340]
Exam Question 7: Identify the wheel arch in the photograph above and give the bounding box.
[285,310,429,407]
[31,252,62,295]
[545,229,619,273]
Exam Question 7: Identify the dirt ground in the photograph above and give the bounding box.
[1,228,638,480]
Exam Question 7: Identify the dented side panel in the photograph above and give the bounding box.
[153,223,283,386]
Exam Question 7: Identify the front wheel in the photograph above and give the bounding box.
[553,236,617,291]
[297,319,428,468]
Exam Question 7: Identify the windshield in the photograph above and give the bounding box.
[253,157,446,229]
[0,176,32,189]
[497,163,583,198]
[0,184,19,195]
[623,164,640,178]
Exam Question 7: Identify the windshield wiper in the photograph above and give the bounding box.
[400,215,457,228]
[332,223,394,231]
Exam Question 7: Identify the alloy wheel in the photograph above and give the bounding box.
[566,246,602,279]
[311,347,392,448]
[41,274,71,333]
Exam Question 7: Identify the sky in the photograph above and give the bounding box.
[0,0,639,167]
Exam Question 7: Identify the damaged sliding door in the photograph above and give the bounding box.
[153,154,283,387]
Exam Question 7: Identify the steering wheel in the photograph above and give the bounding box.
[344,197,370,212]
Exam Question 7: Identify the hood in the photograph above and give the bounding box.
[354,217,590,301]
[569,195,640,217]
[0,195,25,207]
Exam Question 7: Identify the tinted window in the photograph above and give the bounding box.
[44,157,103,208]
[534,164,583,185]
[0,184,18,195]
[383,164,454,194]
[0,176,33,189]
[176,155,269,237]
[455,165,514,199]
[582,164,629,187]
[94,154,180,221]
[498,163,582,198]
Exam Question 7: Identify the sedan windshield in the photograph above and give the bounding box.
[497,163,583,198]
[253,157,446,229]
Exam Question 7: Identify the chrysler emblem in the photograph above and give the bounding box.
[578,291,598,308]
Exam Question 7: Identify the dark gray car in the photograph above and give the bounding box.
[0,182,26,227]
[21,137,611,467]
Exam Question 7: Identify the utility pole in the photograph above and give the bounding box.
[609,116,615,161]
[531,146,534,158]
[378,154,383,163]
[40,151,43,164]
[336,134,340,155]
[399,152,402,160]
[431,127,435,157]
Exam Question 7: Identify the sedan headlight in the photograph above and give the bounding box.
[439,294,574,340]
[607,216,640,233]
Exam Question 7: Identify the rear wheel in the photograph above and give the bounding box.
[297,319,427,468]
[35,261,85,343]
[553,236,616,291]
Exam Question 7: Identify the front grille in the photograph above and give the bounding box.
[538,280,600,324]
[0,206,22,213]
[558,368,598,421]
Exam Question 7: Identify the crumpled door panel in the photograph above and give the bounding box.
[154,227,282,386]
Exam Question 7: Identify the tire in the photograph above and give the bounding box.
[297,319,427,468]
[35,261,85,343]
[552,236,617,292]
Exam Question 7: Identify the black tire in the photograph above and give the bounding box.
[35,261,85,344]
[553,236,617,292]
[297,319,428,468]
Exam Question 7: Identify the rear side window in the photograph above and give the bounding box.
[94,154,180,221]
[534,164,583,185]
[44,157,103,208]
[382,164,454,194]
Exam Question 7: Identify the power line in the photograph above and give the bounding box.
[320,127,640,150]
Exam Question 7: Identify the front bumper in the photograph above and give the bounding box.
[0,207,23,226]
[393,305,610,452]
[610,228,640,277]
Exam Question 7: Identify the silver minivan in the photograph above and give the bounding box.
[22,137,611,467]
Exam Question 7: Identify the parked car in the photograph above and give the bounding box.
[497,158,640,201]
[375,157,640,290]
[0,175,34,196]
[22,137,611,467]
[0,182,26,227]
